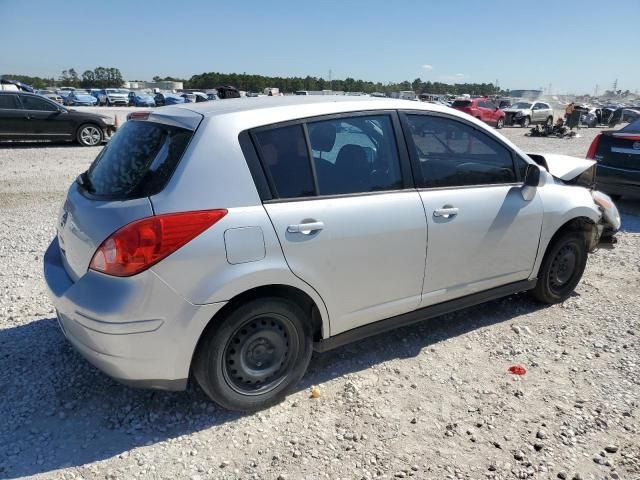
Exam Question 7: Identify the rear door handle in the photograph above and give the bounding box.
[287,221,324,234]
[433,207,459,218]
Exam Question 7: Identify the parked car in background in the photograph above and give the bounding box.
[1,79,35,92]
[103,88,130,106]
[180,92,197,103]
[194,92,209,103]
[451,98,505,128]
[57,90,73,103]
[587,117,640,199]
[504,101,554,127]
[37,89,63,104]
[128,91,156,107]
[65,91,99,106]
[43,96,619,412]
[207,92,218,101]
[497,98,512,109]
[154,92,186,106]
[0,91,116,146]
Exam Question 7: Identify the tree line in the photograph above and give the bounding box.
[186,72,500,96]
[2,68,500,96]
[1,66,124,89]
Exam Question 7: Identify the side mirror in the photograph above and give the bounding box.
[524,164,541,187]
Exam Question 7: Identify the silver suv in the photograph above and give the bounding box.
[44,97,619,411]
[504,101,554,127]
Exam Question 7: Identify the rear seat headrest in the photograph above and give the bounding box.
[308,122,337,152]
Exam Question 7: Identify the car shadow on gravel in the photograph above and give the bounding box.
[0,294,546,478]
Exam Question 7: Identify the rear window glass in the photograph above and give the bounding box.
[84,120,193,199]
[623,118,640,132]
[452,100,472,108]
[0,95,20,109]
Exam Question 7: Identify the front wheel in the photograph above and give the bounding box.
[193,298,313,411]
[76,124,104,146]
[496,117,504,129]
[520,116,530,128]
[532,232,588,304]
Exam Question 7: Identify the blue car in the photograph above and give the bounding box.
[128,91,156,107]
[65,91,98,106]
[154,92,186,106]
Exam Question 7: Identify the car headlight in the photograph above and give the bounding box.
[592,190,621,232]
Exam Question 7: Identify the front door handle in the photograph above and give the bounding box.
[433,207,459,218]
[287,221,324,234]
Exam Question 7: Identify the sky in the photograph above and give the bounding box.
[1,0,638,94]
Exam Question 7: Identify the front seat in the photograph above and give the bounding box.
[334,144,371,194]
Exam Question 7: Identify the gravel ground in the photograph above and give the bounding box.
[0,121,639,480]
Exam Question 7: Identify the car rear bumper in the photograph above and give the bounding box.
[43,237,226,390]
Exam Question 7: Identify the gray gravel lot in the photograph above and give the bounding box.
[0,118,638,480]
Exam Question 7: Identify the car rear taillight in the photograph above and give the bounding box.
[89,209,227,277]
[586,133,602,160]
[128,111,151,121]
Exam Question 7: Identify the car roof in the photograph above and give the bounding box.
[167,95,454,119]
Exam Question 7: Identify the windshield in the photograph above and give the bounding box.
[511,102,532,109]
[85,120,193,199]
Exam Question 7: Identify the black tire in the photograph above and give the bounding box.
[496,117,504,129]
[520,116,530,128]
[532,232,588,304]
[193,297,313,412]
[76,123,104,147]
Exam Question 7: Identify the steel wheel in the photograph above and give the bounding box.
[548,244,578,295]
[532,232,588,304]
[223,313,297,396]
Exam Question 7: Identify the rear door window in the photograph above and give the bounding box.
[0,95,21,109]
[405,114,516,187]
[253,124,315,199]
[84,120,193,199]
[307,115,403,195]
[21,95,58,111]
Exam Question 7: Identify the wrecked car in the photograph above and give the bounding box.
[44,97,619,411]
[504,101,554,127]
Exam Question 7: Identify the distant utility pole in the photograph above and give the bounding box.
[548,83,552,95]
[612,78,618,92]
[594,84,599,97]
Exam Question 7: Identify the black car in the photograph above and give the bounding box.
[0,91,116,146]
[587,118,640,199]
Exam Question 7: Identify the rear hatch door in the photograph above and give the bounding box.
[57,107,202,281]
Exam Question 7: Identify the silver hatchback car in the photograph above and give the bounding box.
[44,97,620,411]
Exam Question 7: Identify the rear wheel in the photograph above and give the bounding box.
[532,232,587,304]
[193,298,313,411]
[76,124,103,146]
[496,117,504,129]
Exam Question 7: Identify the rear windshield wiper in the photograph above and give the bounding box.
[76,171,94,193]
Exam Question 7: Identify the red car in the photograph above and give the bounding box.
[451,98,505,129]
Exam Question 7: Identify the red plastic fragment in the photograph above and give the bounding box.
[508,365,527,375]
